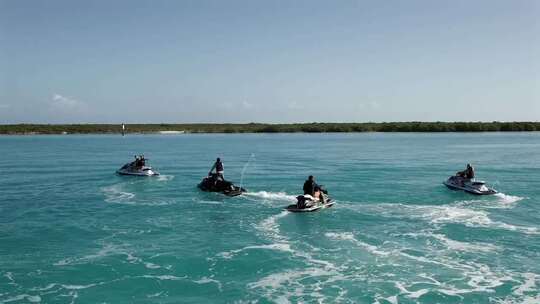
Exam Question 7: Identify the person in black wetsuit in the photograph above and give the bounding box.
[209,158,224,180]
[303,176,318,195]
[457,163,475,180]
[465,163,475,179]
[133,155,142,168]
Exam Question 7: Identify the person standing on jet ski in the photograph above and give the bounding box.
[209,157,224,180]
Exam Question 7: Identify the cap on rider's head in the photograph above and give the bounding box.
[308,175,314,180]
[217,157,221,162]
[467,163,472,168]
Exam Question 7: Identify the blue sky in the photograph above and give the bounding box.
[1,0,538,123]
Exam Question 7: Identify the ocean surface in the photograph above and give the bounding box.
[0,133,539,303]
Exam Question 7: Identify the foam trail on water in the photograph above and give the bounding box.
[102,184,135,204]
[341,202,539,235]
[218,243,293,259]
[494,193,524,205]
[101,184,174,206]
[217,210,292,260]
[429,233,500,252]
[245,191,297,202]
[325,232,390,256]
[157,174,174,182]
[198,200,224,205]
[512,273,538,296]
[140,275,187,281]
[256,210,290,241]
[0,294,41,303]
[193,277,223,292]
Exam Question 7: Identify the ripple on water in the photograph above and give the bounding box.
[341,202,538,235]
[101,183,175,206]
[0,294,41,303]
[244,191,297,203]
[226,210,345,302]
[102,184,135,203]
[156,174,174,182]
[321,227,537,302]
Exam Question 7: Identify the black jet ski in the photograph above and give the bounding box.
[117,156,159,176]
[198,173,246,197]
[443,176,497,195]
[286,186,334,212]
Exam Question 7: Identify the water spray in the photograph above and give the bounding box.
[240,153,255,189]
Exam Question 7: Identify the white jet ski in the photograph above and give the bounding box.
[443,176,496,195]
[117,156,159,176]
[286,193,334,212]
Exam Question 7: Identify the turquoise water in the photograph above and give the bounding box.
[0,133,539,303]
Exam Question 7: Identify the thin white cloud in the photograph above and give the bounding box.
[241,100,253,109]
[51,94,86,110]
[48,94,90,122]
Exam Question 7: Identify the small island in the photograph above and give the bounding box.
[1,122,539,135]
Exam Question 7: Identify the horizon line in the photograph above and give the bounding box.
[2,121,540,126]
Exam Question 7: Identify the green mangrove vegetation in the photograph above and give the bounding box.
[0,122,539,134]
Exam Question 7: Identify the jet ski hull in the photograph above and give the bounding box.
[117,169,159,176]
[222,189,245,197]
[286,201,334,212]
[198,184,246,197]
[117,163,159,176]
[443,177,497,195]
[286,194,334,212]
[198,175,246,197]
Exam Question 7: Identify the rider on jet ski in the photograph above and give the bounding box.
[209,157,224,180]
[133,155,146,169]
[457,164,475,180]
[198,159,245,196]
[302,176,326,203]
[208,157,225,185]
[444,164,496,195]
[303,175,318,195]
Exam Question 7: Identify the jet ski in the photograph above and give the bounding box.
[443,176,497,195]
[198,173,246,197]
[286,186,334,212]
[116,156,159,176]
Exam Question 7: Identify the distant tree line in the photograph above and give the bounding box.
[0,122,539,134]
